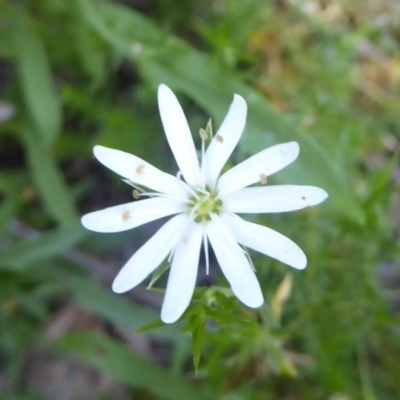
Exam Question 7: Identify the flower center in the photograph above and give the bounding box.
[189,189,223,223]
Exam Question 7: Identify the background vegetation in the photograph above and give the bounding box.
[0,0,399,399]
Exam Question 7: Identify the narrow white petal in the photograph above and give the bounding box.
[222,185,329,213]
[81,198,185,233]
[158,84,201,187]
[218,142,300,194]
[220,213,307,269]
[204,94,247,188]
[93,145,189,197]
[112,214,188,293]
[161,223,203,323]
[207,215,264,308]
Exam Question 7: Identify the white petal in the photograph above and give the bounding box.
[222,185,328,213]
[81,198,185,233]
[93,145,189,198]
[207,215,264,308]
[218,142,300,194]
[112,214,188,293]
[161,223,203,323]
[220,213,307,269]
[158,84,201,187]
[204,94,247,188]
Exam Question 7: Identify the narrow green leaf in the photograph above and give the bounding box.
[78,0,163,51]
[13,15,61,144]
[0,174,20,229]
[203,306,251,324]
[0,221,86,270]
[368,150,400,196]
[59,331,204,400]
[135,319,165,334]
[79,0,363,222]
[70,279,180,341]
[191,316,206,374]
[22,130,78,225]
[182,303,207,373]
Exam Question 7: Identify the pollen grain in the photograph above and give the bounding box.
[136,164,145,175]
[122,210,131,221]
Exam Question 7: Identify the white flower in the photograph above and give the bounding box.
[81,84,328,324]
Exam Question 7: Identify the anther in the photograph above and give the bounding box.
[136,164,145,175]
[260,173,267,185]
[122,210,130,221]
[216,135,224,143]
[132,190,140,200]
[199,128,208,141]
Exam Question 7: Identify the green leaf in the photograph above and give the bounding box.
[203,306,251,324]
[59,331,204,400]
[0,221,86,270]
[368,150,400,199]
[22,130,78,225]
[78,0,363,222]
[191,314,206,374]
[13,14,61,144]
[0,173,20,230]
[78,0,163,51]
[70,279,179,341]
[183,303,207,374]
[135,319,165,334]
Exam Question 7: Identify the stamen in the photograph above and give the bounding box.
[185,186,200,201]
[197,187,210,196]
[199,128,208,141]
[203,230,210,275]
[188,202,201,221]
[200,141,206,187]
[124,181,189,203]
[216,135,224,143]
[259,173,267,185]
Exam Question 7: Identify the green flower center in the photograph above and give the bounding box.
[189,189,223,223]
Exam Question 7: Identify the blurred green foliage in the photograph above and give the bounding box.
[0,0,400,399]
